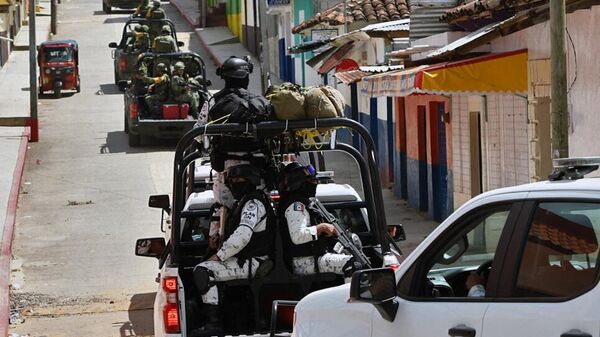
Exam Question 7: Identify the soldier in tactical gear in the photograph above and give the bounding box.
[171,61,200,118]
[192,164,275,337]
[277,163,364,277]
[146,0,165,19]
[131,60,154,97]
[133,0,149,17]
[152,25,177,53]
[144,62,170,117]
[133,25,150,52]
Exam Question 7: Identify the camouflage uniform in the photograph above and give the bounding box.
[284,201,352,275]
[133,0,149,17]
[171,62,200,118]
[152,26,177,53]
[145,0,165,19]
[195,198,270,305]
[144,63,170,116]
[133,25,150,52]
[131,61,154,96]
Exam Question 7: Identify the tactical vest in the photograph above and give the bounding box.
[223,190,275,264]
[278,194,331,269]
[154,36,175,53]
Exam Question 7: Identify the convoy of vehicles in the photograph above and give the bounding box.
[123,51,209,146]
[293,157,600,337]
[37,40,80,98]
[134,119,405,336]
[108,18,183,86]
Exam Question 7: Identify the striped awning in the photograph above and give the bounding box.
[361,49,528,97]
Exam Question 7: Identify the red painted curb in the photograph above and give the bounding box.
[170,0,222,67]
[0,127,30,337]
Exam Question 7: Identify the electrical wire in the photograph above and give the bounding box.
[567,28,578,94]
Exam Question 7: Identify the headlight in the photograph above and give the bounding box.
[45,69,51,74]
[56,70,62,75]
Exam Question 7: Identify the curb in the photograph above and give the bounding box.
[170,0,222,67]
[0,128,30,337]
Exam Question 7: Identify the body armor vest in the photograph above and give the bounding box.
[223,190,275,264]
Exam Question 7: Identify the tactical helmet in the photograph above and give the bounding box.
[278,163,316,193]
[226,164,261,187]
[152,0,160,7]
[216,56,253,79]
[134,25,143,32]
[156,63,168,73]
[174,61,185,70]
[161,25,171,34]
[141,25,150,32]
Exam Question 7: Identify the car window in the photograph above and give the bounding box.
[513,202,600,298]
[398,204,512,298]
[328,207,368,233]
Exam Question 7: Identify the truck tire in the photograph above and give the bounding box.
[129,132,141,147]
[114,67,119,85]
[102,1,111,13]
[124,114,129,133]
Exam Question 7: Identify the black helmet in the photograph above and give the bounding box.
[279,163,316,193]
[216,56,253,79]
[226,164,261,186]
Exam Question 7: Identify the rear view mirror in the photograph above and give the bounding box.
[388,224,406,242]
[135,237,166,258]
[177,41,184,47]
[149,194,171,214]
[108,42,118,48]
[438,235,468,265]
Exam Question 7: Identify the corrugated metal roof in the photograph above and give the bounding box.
[334,70,372,85]
[361,18,410,32]
[359,65,405,72]
[409,5,454,41]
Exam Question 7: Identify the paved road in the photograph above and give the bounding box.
[8,0,218,335]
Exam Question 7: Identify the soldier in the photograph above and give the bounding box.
[130,60,154,96]
[152,25,177,53]
[277,162,364,277]
[192,164,275,337]
[133,0,149,17]
[144,63,170,117]
[133,25,150,52]
[145,0,165,19]
[171,61,200,118]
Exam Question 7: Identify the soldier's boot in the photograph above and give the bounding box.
[190,304,223,337]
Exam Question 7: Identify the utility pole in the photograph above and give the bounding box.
[29,0,39,142]
[550,0,568,158]
[258,0,270,93]
[51,0,57,35]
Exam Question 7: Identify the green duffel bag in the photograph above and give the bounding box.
[305,85,345,119]
[266,82,306,120]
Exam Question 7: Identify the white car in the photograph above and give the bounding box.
[293,158,600,337]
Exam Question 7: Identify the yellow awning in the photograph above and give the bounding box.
[362,49,528,97]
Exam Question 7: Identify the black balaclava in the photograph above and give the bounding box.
[299,180,317,198]
[224,76,249,90]
[227,179,255,200]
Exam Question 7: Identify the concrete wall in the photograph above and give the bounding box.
[487,6,600,159]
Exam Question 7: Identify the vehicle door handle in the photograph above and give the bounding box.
[561,329,592,337]
[448,324,476,337]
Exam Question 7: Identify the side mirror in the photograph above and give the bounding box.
[388,224,406,242]
[349,268,398,322]
[108,42,118,48]
[149,194,171,214]
[135,237,166,258]
[177,41,184,47]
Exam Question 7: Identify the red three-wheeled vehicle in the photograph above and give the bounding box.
[37,40,81,98]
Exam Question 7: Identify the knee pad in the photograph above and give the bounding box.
[342,258,364,278]
[193,266,215,294]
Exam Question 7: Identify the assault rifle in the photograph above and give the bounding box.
[308,197,372,268]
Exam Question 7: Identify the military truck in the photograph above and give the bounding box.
[134,119,405,336]
[108,18,183,87]
[123,52,209,146]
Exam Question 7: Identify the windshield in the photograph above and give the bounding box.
[44,47,73,62]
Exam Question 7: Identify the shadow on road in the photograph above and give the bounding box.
[99,83,123,95]
[104,16,130,24]
[93,9,134,15]
[115,292,156,337]
[102,131,177,154]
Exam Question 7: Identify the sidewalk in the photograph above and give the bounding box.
[0,11,51,337]
[169,0,439,254]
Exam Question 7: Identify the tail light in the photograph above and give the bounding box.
[162,277,180,333]
[129,101,138,119]
[119,57,127,72]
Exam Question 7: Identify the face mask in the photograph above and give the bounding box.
[228,181,253,200]
[302,182,317,198]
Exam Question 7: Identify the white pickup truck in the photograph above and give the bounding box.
[293,158,600,337]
